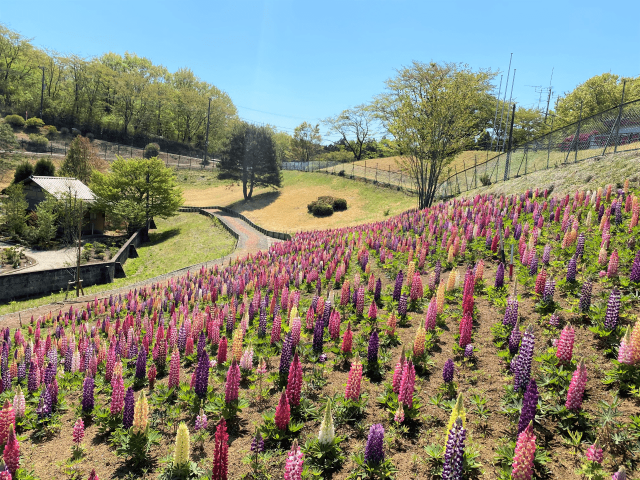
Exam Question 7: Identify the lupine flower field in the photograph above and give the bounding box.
[3,181,640,480]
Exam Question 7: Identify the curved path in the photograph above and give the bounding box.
[0,209,277,328]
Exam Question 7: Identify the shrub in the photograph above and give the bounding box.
[44,125,58,138]
[86,132,94,141]
[34,158,56,176]
[332,198,347,211]
[28,134,49,152]
[4,115,25,128]
[71,127,81,136]
[338,170,345,177]
[144,143,161,159]
[311,201,334,217]
[479,174,491,186]
[13,162,34,183]
[25,117,45,130]
[60,127,70,135]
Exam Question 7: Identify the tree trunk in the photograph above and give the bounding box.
[242,164,248,200]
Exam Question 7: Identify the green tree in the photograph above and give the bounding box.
[292,122,322,162]
[323,104,377,161]
[220,123,282,200]
[91,157,183,232]
[373,61,494,209]
[1,183,28,236]
[0,123,18,153]
[33,158,56,176]
[512,107,546,146]
[60,135,107,183]
[32,194,58,245]
[13,161,33,183]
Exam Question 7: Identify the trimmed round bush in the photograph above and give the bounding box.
[311,202,334,217]
[144,142,161,159]
[86,132,94,141]
[34,158,56,176]
[25,117,45,130]
[4,115,25,128]
[71,127,81,136]
[44,125,58,138]
[13,161,34,183]
[60,127,70,135]
[333,198,347,211]
[28,134,49,152]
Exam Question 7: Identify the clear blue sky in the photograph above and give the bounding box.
[2,0,639,142]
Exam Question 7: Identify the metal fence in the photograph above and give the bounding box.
[14,138,221,171]
[437,97,640,197]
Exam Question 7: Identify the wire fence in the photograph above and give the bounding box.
[13,137,221,171]
[437,97,640,197]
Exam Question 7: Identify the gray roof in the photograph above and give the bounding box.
[27,176,96,202]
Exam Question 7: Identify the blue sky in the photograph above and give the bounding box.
[2,0,639,143]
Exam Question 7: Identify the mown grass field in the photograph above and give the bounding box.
[0,213,235,314]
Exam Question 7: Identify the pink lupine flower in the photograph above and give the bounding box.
[110,373,125,415]
[274,390,291,430]
[367,302,377,321]
[459,312,473,348]
[392,349,405,394]
[386,313,397,336]
[512,422,536,480]
[12,389,25,419]
[425,297,437,330]
[398,360,416,408]
[0,402,15,448]
[345,359,363,400]
[607,250,619,278]
[270,314,282,345]
[2,425,19,474]
[565,360,588,410]
[410,273,423,301]
[328,311,341,340]
[585,440,603,464]
[290,317,301,346]
[224,361,240,403]
[555,325,575,363]
[286,353,303,408]
[72,418,84,445]
[168,349,180,389]
[618,327,633,365]
[284,439,304,480]
[341,323,353,354]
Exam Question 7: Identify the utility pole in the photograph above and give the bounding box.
[489,75,503,152]
[39,66,45,119]
[495,53,513,151]
[501,69,516,153]
[504,103,516,181]
[203,97,212,165]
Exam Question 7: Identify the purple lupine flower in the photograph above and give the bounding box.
[514,325,535,391]
[604,289,621,330]
[529,254,538,276]
[442,418,466,480]
[82,376,95,413]
[364,424,385,465]
[17,362,26,382]
[548,313,561,328]
[566,257,577,282]
[251,431,264,453]
[37,383,52,419]
[322,300,331,327]
[27,359,38,393]
[226,309,235,336]
[374,278,382,302]
[195,411,208,431]
[542,279,556,304]
[49,378,59,409]
[464,344,474,358]
[363,329,377,365]
[443,359,454,383]
[258,299,267,338]
[495,263,505,289]
[279,332,294,378]
[517,379,538,434]
[434,260,442,286]
[178,323,187,351]
[579,280,593,312]
[197,331,206,357]
[123,387,135,428]
[503,296,518,327]
[509,321,522,355]
[194,350,210,399]
[1,367,10,394]
[393,271,404,301]
[542,244,551,265]
[615,200,622,225]
[630,251,640,283]
[135,346,147,381]
[576,233,586,257]
[312,315,324,354]
[398,294,408,317]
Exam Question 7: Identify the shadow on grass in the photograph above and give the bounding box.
[228,190,281,213]
[147,227,181,246]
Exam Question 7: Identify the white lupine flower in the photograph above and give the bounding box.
[318,399,335,445]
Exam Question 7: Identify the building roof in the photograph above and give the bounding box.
[26,176,96,202]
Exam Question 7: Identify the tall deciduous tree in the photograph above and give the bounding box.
[323,105,377,161]
[60,136,108,183]
[374,61,494,209]
[220,123,282,201]
[1,183,28,236]
[292,122,322,162]
[91,157,183,232]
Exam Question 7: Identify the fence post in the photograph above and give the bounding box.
[376,163,378,183]
[474,155,477,188]
[462,159,469,191]
[364,160,367,180]
[614,81,627,154]
[389,165,391,184]
[117,144,120,156]
[546,117,554,169]
[574,102,583,163]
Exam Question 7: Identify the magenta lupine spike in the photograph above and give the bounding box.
[270,313,282,345]
[534,269,547,296]
[555,325,575,363]
[607,250,620,278]
[224,360,240,403]
[612,467,626,480]
[459,312,472,348]
[345,359,363,400]
[367,302,377,321]
[630,251,640,283]
[2,425,19,475]
[398,360,416,408]
[72,417,85,445]
[274,390,291,430]
[512,422,536,480]
[290,317,301,346]
[410,273,423,301]
[425,297,437,330]
[286,353,303,408]
[110,373,125,415]
[585,440,603,464]
[284,440,304,480]
[356,286,365,316]
[168,349,180,389]
[328,311,341,340]
[341,323,353,354]
[392,349,406,394]
[565,360,587,410]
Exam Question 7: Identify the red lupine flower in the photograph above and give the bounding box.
[212,419,229,480]
[274,390,291,430]
[286,354,303,408]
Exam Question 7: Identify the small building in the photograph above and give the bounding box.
[22,176,106,235]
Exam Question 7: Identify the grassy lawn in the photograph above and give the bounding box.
[0,212,236,314]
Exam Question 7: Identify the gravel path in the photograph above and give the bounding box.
[0,241,78,272]
[0,210,277,327]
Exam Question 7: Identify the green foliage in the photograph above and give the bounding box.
[25,117,44,129]
[31,195,59,245]
[13,162,34,183]
[60,136,103,183]
[91,156,183,232]
[144,142,160,159]
[4,114,25,128]
[479,174,491,186]
[292,121,322,162]
[220,123,282,200]
[323,105,377,161]
[28,134,48,152]
[0,123,18,151]
[308,200,333,217]
[111,427,161,466]
[332,197,347,211]
[33,158,56,176]
[1,183,28,236]
[44,125,57,138]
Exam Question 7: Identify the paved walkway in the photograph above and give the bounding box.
[0,242,78,273]
[0,210,277,327]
